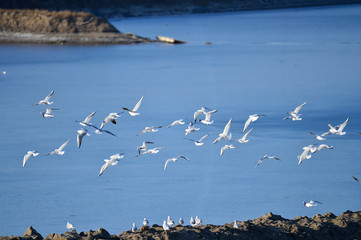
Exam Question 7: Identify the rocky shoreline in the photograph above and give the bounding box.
[1,211,360,240]
[0,9,154,45]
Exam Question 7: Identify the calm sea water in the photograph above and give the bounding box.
[0,4,361,236]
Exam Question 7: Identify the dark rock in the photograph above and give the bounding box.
[22,226,43,240]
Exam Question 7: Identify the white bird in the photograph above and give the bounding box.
[311,144,333,153]
[309,132,329,141]
[328,117,349,135]
[34,90,54,105]
[303,200,322,207]
[46,138,70,155]
[190,217,196,227]
[76,111,96,127]
[76,128,90,148]
[143,218,149,227]
[41,108,59,118]
[193,107,208,123]
[255,155,280,168]
[283,102,307,121]
[200,109,218,125]
[137,141,154,156]
[98,153,125,176]
[131,223,137,232]
[297,144,316,165]
[243,114,266,132]
[178,218,184,225]
[122,96,144,116]
[137,126,162,136]
[195,216,202,226]
[233,220,239,228]
[23,150,41,167]
[66,222,74,230]
[185,122,200,135]
[164,155,189,171]
[234,128,253,143]
[213,118,232,144]
[167,119,185,128]
[186,134,209,146]
[162,220,170,231]
[167,216,175,226]
[138,146,164,156]
[100,112,122,129]
[220,144,237,156]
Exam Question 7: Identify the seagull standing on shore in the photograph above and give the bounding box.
[243,114,266,132]
[167,216,175,226]
[200,109,218,125]
[213,118,232,144]
[255,155,280,168]
[220,144,237,156]
[137,126,162,136]
[76,111,96,127]
[23,150,41,167]
[195,216,202,226]
[186,134,209,146]
[41,108,59,118]
[297,144,316,165]
[167,119,185,128]
[178,218,184,225]
[98,153,125,176]
[46,138,70,155]
[100,112,123,129]
[122,96,144,116]
[185,122,200,135]
[76,128,90,148]
[162,220,170,231]
[143,218,149,227]
[283,102,307,121]
[190,217,196,227]
[33,90,54,105]
[66,222,74,230]
[131,223,137,232]
[328,117,349,135]
[234,128,253,143]
[164,155,189,171]
[233,220,239,228]
[303,200,322,207]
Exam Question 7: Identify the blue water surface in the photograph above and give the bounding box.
[0,4,360,236]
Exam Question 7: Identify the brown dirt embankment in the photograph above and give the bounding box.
[0,9,153,44]
[1,210,360,240]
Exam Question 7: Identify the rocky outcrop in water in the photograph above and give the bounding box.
[1,211,360,240]
[0,9,153,44]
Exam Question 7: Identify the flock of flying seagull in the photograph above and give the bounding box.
[24,90,360,231]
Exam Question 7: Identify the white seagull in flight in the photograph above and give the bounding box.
[328,117,349,135]
[23,150,41,167]
[297,144,316,165]
[46,138,71,155]
[164,155,189,171]
[213,118,232,144]
[243,114,266,132]
[234,128,253,143]
[76,111,96,127]
[137,141,154,156]
[193,107,208,123]
[283,102,307,121]
[186,134,209,146]
[303,200,322,207]
[122,96,144,116]
[138,146,164,156]
[77,128,90,148]
[98,153,125,176]
[100,112,123,129]
[33,90,54,105]
[311,144,333,154]
[137,126,162,136]
[41,108,59,118]
[200,109,218,125]
[185,122,200,135]
[309,132,329,141]
[167,119,185,128]
[220,144,237,156]
[255,155,280,168]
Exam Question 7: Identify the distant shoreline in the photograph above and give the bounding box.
[1,211,360,240]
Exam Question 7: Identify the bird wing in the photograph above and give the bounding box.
[132,96,144,112]
[164,159,171,171]
[137,129,147,136]
[98,162,109,176]
[77,133,84,148]
[23,152,31,167]
[243,117,252,132]
[45,108,52,114]
[338,117,349,131]
[177,155,189,161]
[44,90,54,102]
[220,146,226,156]
[58,138,71,151]
[213,135,222,144]
[84,111,96,123]
[242,128,253,140]
[199,134,209,142]
[294,102,307,114]
[255,159,263,168]
[352,176,361,183]
[222,118,232,135]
